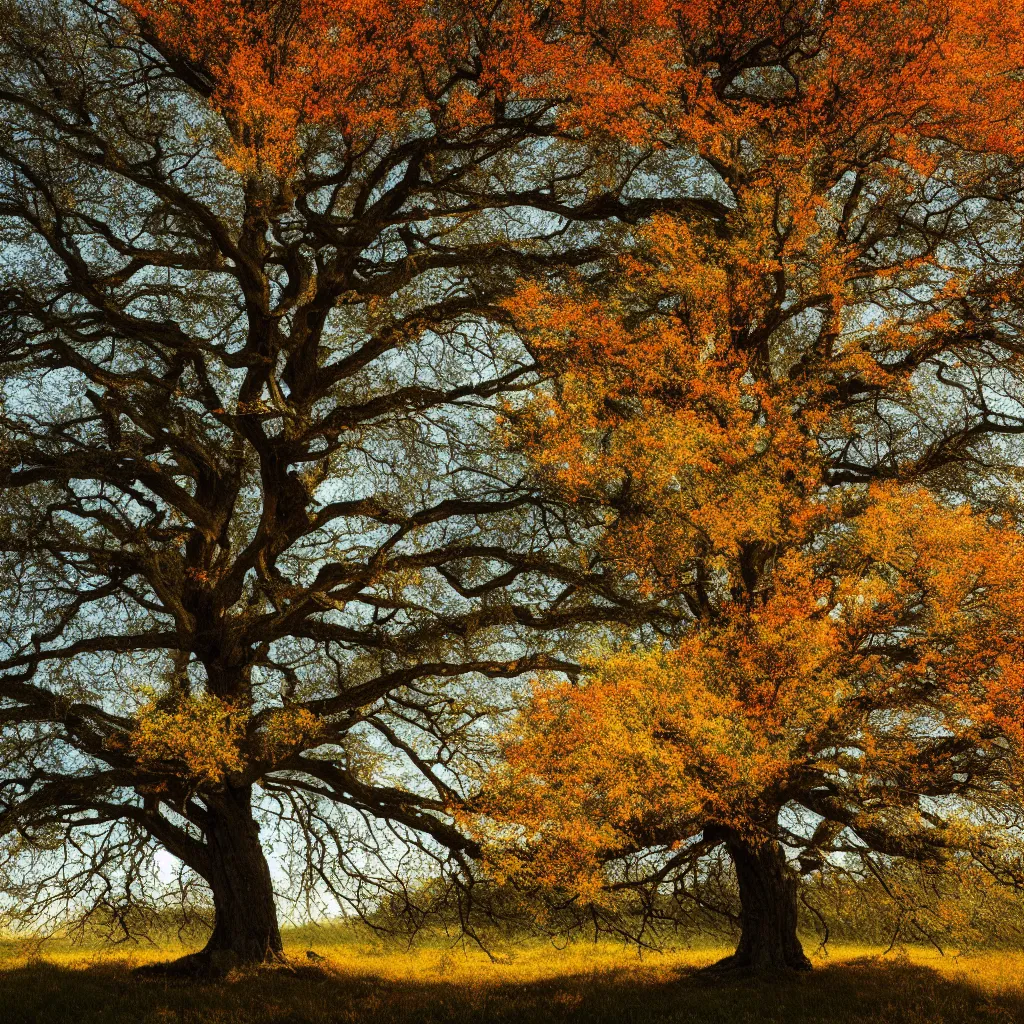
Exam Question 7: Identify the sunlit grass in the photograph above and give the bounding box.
[3,927,1023,1023]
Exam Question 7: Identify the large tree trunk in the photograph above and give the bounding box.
[140,785,286,977]
[712,831,811,973]
[200,785,285,968]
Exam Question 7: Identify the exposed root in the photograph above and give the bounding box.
[703,950,813,975]
[134,948,297,981]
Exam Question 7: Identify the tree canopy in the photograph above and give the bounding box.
[2,0,1024,978]
[471,0,1024,971]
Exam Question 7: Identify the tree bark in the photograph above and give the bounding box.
[200,785,285,967]
[139,786,286,977]
[711,831,811,973]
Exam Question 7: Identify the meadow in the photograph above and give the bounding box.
[1,928,1022,1024]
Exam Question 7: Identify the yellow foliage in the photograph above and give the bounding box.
[130,693,249,784]
[261,707,322,760]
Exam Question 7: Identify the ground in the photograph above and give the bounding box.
[1,929,1022,1024]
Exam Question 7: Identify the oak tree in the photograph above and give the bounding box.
[476,0,1024,973]
[0,0,688,971]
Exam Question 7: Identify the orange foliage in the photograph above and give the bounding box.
[479,488,1024,897]
[118,0,1024,177]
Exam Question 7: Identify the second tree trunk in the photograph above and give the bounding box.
[715,832,811,972]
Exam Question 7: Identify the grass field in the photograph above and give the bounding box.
[2,929,1022,1024]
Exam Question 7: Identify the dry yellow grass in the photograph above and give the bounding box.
[2,930,1022,1023]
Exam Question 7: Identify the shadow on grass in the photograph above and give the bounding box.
[1,954,1021,1024]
